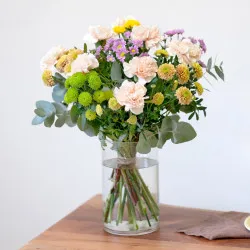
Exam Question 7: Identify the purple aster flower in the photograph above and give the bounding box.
[107,55,115,62]
[165,29,185,36]
[112,39,126,52]
[129,46,138,55]
[116,48,128,62]
[139,52,149,57]
[188,37,197,44]
[198,39,207,53]
[132,40,143,48]
[95,45,102,57]
[198,60,206,68]
[104,38,114,52]
[124,31,131,39]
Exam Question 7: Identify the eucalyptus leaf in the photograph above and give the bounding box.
[143,130,158,148]
[207,57,212,71]
[52,102,67,115]
[55,115,66,127]
[44,114,55,127]
[34,108,46,117]
[36,100,56,116]
[83,122,99,137]
[70,105,79,124]
[171,122,197,144]
[77,113,87,131]
[136,133,151,154]
[206,70,218,80]
[52,84,67,102]
[111,61,122,81]
[32,115,46,125]
[65,112,76,127]
[215,65,224,81]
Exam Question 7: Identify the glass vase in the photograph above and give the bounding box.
[102,141,159,236]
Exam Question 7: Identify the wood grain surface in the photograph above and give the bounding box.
[20,195,250,250]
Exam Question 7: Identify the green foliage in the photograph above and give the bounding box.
[111,61,122,82]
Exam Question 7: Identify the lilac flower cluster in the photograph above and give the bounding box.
[198,39,207,53]
[103,37,144,62]
[95,45,102,57]
[188,37,197,44]
[165,29,185,36]
[198,60,206,68]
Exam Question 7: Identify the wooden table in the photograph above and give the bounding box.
[21,195,250,250]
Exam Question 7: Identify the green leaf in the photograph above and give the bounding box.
[44,114,55,127]
[55,115,66,127]
[180,105,195,114]
[34,108,46,117]
[214,65,224,81]
[143,130,158,148]
[52,84,67,102]
[77,113,87,131]
[65,111,76,127]
[84,43,87,53]
[206,70,217,80]
[52,102,67,115]
[171,122,197,144]
[32,116,46,125]
[207,57,212,71]
[84,121,99,137]
[36,100,56,116]
[111,61,122,82]
[70,105,79,123]
[136,133,151,154]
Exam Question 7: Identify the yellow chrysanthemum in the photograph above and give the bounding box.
[113,26,126,34]
[85,109,96,121]
[175,87,193,105]
[108,97,121,111]
[67,49,82,62]
[152,92,164,105]
[157,63,176,81]
[96,104,103,116]
[172,80,179,91]
[42,69,55,87]
[194,82,204,96]
[124,19,140,29]
[155,49,169,57]
[192,62,203,79]
[176,64,190,84]
[127,115,137,125]
[55,55,68,72]
[64,63,71,73]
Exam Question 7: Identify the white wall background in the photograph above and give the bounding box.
[1,0,250,249]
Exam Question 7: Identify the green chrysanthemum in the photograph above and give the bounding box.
[85,109,96,121]
[104,90,113,100]
[108,97,121,111]
[93,90,106,103]
[88,71,102,90]
[78,92,92,106]
[64,88,79,104]
[67,72,87,88]
[176,64,190,84]
[96,104,103,116]
[42,69,55,87]
[152,92,164,105]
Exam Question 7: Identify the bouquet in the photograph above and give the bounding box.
[32,16,224,234]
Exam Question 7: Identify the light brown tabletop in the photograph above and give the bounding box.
[20,194,250,250]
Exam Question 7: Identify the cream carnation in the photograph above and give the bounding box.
[131,25,161,49]
[114,79,147,115]
[167,39,202,65]
[70,53,99,74]
[123,56,158,82]
[40,45,66,71]
[88,25,114,42]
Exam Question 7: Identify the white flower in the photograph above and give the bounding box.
[123,56,158,82]
[114,79,148,115]
[40,45,66,71]
[131,25,162,49]
[83,33,97,51]
[88,25,114,42]
[148,44,162,58]
[167,38,202,65]
[70,53,99,74]
[113,16,137,27]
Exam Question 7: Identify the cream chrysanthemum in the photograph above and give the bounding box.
[152,92,164,105]
[96,104,103,116]
[127,115,137,125]
[55,55,68,72]
[157,63,176,81]
[194,82,204,95]
[176,64,190,84]
[192,62,203,79]
[42,69,55,87]
[175,86,193,105]
[108,97,121,111]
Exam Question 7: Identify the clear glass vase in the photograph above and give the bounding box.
[102,140,159,236]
